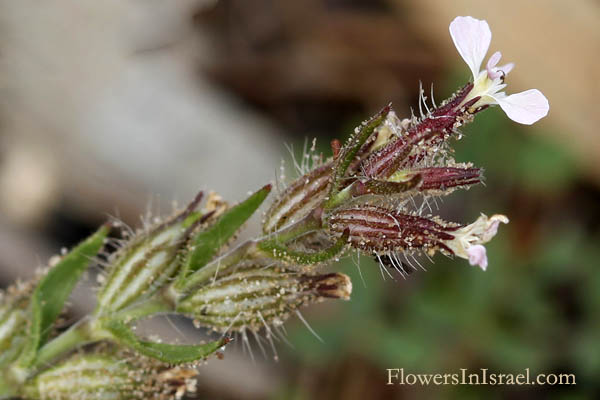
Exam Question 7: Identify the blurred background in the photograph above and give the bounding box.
[1,0,598,398]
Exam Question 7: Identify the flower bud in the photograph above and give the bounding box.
[358,83,481,179]
[21,352,198,400]
[176,266,351,332]
[303,272,352,300]
[351,175,422,197]
[97,192,207,313]
[344,110,404,177]
[389,166,482,193]
[328,205,459,254]
[359,126,436,179]
[264,109,420,228]
[263,163,331,233]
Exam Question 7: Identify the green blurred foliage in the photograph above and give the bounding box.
[456,108,577,195]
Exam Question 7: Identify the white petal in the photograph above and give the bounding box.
[486,51,502,80]
[494,89,549,125]
[467,245,488,271]
[486,51,502,70]
[449,16,492,79]
[498,62,514,75]
[444,214,508,262]
[482,214,509,241]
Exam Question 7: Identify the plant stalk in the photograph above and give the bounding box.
[32,319,95,370]
[178,213,322,293]
[33,297,172,372]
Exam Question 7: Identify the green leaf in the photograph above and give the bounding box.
[178,185,271,282]
[19,224,110,367]
[330,105,390,194]
[104,319,228,364]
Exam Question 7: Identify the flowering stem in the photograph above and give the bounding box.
[111,297,173,322]
[31,319,96,371]
[32,297,172,373]
[269,212,323,242]
[177,240,258,292]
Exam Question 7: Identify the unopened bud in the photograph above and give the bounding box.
[358,83,482,179]
[21,352,198,400]
[389,166,482,193]
[97,192,207,313]
[301,272,352,300]
[351,175,422,197]
[360,128,436,179]
[176,266,352,332]
[263,163,331,233]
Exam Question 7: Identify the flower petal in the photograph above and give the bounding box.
[494,89,549,125]
[467,244,488,271]
[482,214,509,241]
[449,16,492,79]
[486,51,501,69]
[486,51,503,80]
[443,213,508,265]
[498,62,514,75]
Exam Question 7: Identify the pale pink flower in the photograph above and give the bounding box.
[449,16,549,125]
[445,214,509,271]
[467,244,488,271]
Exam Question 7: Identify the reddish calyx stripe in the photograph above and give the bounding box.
[263,163,332,233]
[430,82,474,118]
[329,206,460,253]
[352,175,422,197]
[413,167,482,191]
[360,83,483,178]
[360,128,436,179]
[299,272,352,300]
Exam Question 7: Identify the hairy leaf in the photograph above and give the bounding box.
[19,224,110,367]
[178,185,271,282]
[330,105,390,194]
[105,319,228,364]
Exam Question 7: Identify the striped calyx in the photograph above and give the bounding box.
[388,166,482,194]
[0,280,36,368]
[261,86,496,273]
[21,351,198,400]
[176,265,351,332]
[328,206,508,269]
[263,163,331,233]
[96,192,207,314]
[359,85,482,181]
[328,205,461,255]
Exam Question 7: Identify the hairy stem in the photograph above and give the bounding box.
[175,240,258,293]
[111,296,173,322]
[324,184,354,210]
[32,319,95,370]
[32,297,172,373]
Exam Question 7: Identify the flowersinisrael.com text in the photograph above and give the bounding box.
[386,368,576,386]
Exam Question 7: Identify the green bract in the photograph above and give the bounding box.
[20,225,110,368]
